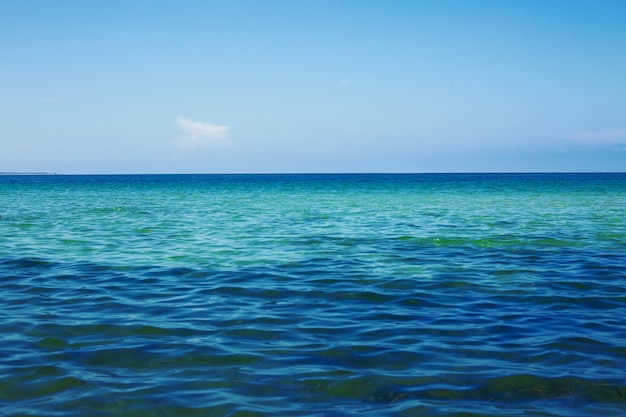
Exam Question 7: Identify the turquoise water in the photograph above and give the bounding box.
[1,173,625,416]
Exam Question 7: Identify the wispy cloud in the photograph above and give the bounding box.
[175,117,230,150]
[340,78,352,86]
[559,129,626,145]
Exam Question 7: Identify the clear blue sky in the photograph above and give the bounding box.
[1,0,625,173]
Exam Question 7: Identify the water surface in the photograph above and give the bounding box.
[1,173,625,416]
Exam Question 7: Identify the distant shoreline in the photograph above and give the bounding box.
[0,172,57,176]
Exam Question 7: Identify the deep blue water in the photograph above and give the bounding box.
[1,173,625,416]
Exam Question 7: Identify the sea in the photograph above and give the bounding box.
[1,173,625,416]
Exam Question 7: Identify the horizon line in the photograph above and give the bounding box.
[3,171,625,176]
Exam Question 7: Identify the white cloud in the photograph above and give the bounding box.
[175,117,231,150]
[559,129,626,145]
[340,78,352,85]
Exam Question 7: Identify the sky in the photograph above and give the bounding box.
[1,0,625,174]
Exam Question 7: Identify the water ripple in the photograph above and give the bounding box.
[1,174,626,416]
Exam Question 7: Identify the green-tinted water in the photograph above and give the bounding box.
[1,174,625,416]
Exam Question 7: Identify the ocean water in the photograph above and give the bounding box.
[1,173,625,416]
